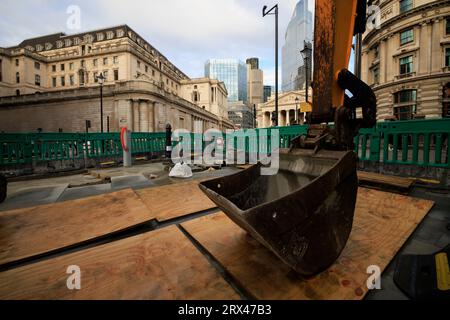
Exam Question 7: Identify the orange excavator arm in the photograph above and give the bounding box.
[311,0,376,149]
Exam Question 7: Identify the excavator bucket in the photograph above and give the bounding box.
[199,0,373,276]
[199,148,358,276]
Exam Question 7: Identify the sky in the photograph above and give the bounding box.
[0,0,354,88]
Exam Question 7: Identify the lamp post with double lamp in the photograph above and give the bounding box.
[96,73,105,133]
[295,97,299,125]
[300,41,312,104]
[263,4,279,127]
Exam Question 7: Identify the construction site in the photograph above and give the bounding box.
[0,0,449,305]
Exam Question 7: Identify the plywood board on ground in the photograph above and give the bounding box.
[182,188,434,300]
[357,171,415,193]
[0,188,151,266]
[0,225,239,300]
[136,180,215,222]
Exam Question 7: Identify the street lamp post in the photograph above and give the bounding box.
[300,41,312,104]
[295,97,299,125]
[263,4,279,127]
[96,73,105,133]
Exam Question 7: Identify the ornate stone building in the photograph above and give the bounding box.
[0,25,233,133]
[257,89,312,128]
[361,0,450,120]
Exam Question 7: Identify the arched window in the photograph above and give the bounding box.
[193,91,200,102]
[16,89,20,96]
[16,72,20,83]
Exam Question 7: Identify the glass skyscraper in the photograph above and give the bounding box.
[281,0,313,92]
[205,59,247,103]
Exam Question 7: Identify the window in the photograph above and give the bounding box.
[74,37,80,45]
[15,59,19,66]
[61,76,65,87]
[97,33,104,41]
[374,45,379,59]
[16,72,20,83]
[145,65,148,73]
[61,64,65,71]
[113,56,118,64]
[166,78,169,85]
[106,31,114,40]
[152,70,155,77]
[400,29,414,45]
[447,18,450,35]
[92,59,97,67]
[81,60,85,68]
[34,62,40,70]
[103,57,108,66]
[193,91,200,102]
[394,89,417,120]
[52,77,57,87]
[114,69,119,81]
[103,70,108,81]
[400,55,413,74]
[65,39,72,47]
[137,60,141,68]
[443,83,450,118]
[93,72,98,83]
[69,63,74,70]
[446,48,450,67]
[52,65,56,72]
[399,0,413,14]
[35,74,41,86]
[373,67,379,84]
[70,75,74,86]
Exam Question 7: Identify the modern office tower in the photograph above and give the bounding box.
[205,59,247,103]
[281,0,313,92]
[246,57,264,107]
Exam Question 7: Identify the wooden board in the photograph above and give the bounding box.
[358,171,415,193]
[0,225,240,300]
[0,188,152,267]
[136,180,215,222]
[182,188,434,300]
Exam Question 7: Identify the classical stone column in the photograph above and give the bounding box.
[379,38,386,83]
[127,100,134,130]
[139,100,149,133]
[133,99,140,132]
[148,102,155,132]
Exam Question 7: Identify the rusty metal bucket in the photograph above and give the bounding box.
[199,148,358,276]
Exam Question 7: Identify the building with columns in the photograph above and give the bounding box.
[0,25,233,133]
[257,89,312,128]
[361,0,450,120]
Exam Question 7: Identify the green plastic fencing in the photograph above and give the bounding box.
[0,132,167,165]
[354,119,450,168]
[1,119,449,168]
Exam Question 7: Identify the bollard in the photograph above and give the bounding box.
[121,127,132,167]
[165,124,172,163]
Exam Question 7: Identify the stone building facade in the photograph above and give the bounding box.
[361,0,450,120]
[0,25,233,133]
[257,89,312,128]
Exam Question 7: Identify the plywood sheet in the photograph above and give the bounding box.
[0,226,239,300]
[182,188,434,300]
[358,171,414,192]
[136,180,215,222]
[0,188,151,266]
